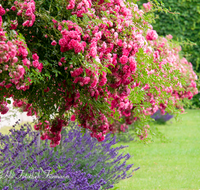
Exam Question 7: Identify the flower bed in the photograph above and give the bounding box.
[0,122,138,189]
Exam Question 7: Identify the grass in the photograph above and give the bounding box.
[116,109,200,190]
[0,110,200,189]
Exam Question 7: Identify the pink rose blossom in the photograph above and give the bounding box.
[37,63,43,72]
[120,55,128,65]
[0,6,6,16]
[71,115,76,121]
[11,6,17,11]
[44,87,50,92]
[146,29,158,41]
[33,60,39,68]
[166,34,173,40]
[32,53,39,60]
[51,40,57,46]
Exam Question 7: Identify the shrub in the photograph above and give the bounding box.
[137,0,200,108]
[138,0,200,73]
[0,122,138,189]
[190,92,200,108]
[151,109,173,124]
[0,0,198,144]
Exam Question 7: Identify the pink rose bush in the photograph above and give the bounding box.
[0,0,198,146]
[13,0,36,27]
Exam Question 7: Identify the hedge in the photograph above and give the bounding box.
[138,0,200,73]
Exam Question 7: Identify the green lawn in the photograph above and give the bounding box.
[116,109,200,190]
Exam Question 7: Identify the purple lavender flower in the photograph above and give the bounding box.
[0,122,138,189]
[151,109,173,123]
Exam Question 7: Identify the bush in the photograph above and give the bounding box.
[137,0,200,108]
[0,122,138,189]
[0,0,198,143]
[138,0,200,73]
[190,92,200,108]
[151,109,173,124]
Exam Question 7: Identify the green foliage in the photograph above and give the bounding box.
[138,0,200,72]
[184,78,200,109]
[137,0,200,107]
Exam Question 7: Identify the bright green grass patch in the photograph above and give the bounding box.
[116,109,200,190]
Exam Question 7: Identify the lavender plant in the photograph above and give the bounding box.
[0,122,139,189]
[151,109,173,124]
